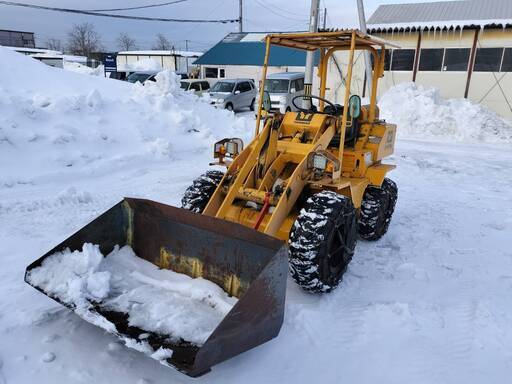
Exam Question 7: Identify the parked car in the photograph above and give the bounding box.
[259,72,305,114]
[180,79,210,96]
[126,71,158,84]
[108,71,128,81]
[209,78,257,111]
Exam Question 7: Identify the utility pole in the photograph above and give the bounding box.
[356,0,372,96]
[185,39,189,73]
[304,0,320,107]
[239,0,243,32]
[323,8,327,29]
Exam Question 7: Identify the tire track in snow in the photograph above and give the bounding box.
[330,299,367,348]
[441,280,478,378]
[444,301,477,362]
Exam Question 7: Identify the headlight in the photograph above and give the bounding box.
[306,150,340,180]
[312,154,328,170]
[216,98,225,103]
[213,138,244,161]
[278,96,287,104]
[225,141,238,154]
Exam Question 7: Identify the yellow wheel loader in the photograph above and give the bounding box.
[183,30,398,292]
[25,30,398,377]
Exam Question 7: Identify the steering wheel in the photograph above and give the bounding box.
[292,94,336,113]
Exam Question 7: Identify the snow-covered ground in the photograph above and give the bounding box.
[1,47,512,384]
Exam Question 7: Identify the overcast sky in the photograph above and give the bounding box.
[0,0,453,52]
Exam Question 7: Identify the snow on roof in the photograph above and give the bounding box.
[2,45,62,55]
[221,31,308,43]
[62,55,88,63]
[367,0,512,31]
[267,72,304,79]
[30,54,64,59]
[118,50,202,57]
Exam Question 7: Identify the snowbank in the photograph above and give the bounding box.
[26,243,237,346]
[63,61,104,76]
[0,47,251,187]
[379,82,512,143]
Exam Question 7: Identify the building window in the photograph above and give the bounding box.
[391,49,415,71]
[474,48,503,72]
[502,48,512,72]
[384,49,392,70]
[443,48,470,71]
[204,67,218,78]
[219,68,225,78]
[419,48,444,71]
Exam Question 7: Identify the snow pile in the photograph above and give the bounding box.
[0,47,251,187]
[26,243,111,306]
[117,58,162,72]
[379,82,512,143]
[63,61,104,76]
[26,243,237,346]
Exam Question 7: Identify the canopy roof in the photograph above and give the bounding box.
[267,30,398,51]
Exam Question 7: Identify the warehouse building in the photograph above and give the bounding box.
[116,50,202,74]
[0,29,35,48]
[194,32,320,82]
[367,0,512,118]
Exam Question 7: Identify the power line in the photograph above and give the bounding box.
[0,1,238,23]
[253,0,309,22]
[86,0,187,12]
[258,0,309,18]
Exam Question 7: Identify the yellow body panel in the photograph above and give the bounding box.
[204,30,397,241]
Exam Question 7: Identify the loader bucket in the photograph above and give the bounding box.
[25,198,287,377]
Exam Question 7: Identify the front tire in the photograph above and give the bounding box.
[289,191,357,293]
[181,170,224,213]
[225,103,233,112]
[250,98,255,111]
[358,178,398,240]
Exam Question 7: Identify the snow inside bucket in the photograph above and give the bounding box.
[26,243,238,346]
[25,198,287,376]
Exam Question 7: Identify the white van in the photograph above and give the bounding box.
[180,79,210,96]
[263,72,305,114]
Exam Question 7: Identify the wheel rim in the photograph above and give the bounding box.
[226,104,233,111]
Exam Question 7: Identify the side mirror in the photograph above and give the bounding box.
[262,91,272,112]
[290,88,296,93]
[348,95,361,119]
[234,90,241,95]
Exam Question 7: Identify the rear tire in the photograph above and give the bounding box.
[181,170,224,213]
[358,178,398,240]
[289,191,357,293]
